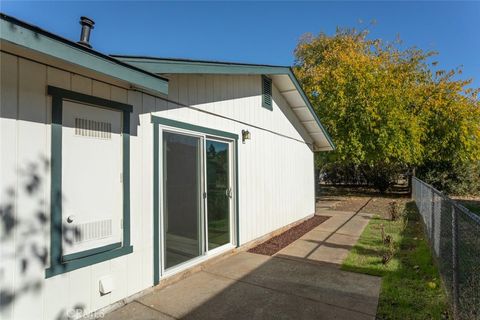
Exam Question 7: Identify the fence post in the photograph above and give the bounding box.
[431,190,435,241]
[451,205,460,319]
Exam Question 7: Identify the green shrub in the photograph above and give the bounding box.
[320,161,405,193]
[417,161,480,196]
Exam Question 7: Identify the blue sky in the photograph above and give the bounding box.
[2,1,479,87]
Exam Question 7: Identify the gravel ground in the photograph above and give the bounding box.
[248,215,330,256]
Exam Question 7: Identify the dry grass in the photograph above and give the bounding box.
[319,185,410,219]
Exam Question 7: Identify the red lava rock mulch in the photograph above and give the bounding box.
[248,215,330,256]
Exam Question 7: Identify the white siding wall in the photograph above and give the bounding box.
[0,52,158,320]
[0,53,315,320]
[154,74,315,244]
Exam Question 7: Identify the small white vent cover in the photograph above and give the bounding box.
[75,118,112,139]
[99,275,114,295]
[74,219,113,244]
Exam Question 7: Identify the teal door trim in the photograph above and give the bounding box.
[45,85,133,278]
[152,115,239,285]
[153,123,160,284]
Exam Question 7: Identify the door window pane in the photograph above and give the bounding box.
[163,132,202,269]
[206,140,230,250]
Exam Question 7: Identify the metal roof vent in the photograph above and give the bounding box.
[78,16,94,48]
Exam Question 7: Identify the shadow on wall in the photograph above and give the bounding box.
[0,156,85,320]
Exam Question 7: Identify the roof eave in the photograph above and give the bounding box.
[286,68,336,151]
[111,55,291,76]
[0,14,169,95]
[113,56,335,151]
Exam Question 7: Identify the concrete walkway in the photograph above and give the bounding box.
[276,208,374,266]
[103,208,380,320]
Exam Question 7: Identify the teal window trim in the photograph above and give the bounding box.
[151,115,240,285]
[45,85,133,278]
[62,242,122,262]
[262,75,273,111]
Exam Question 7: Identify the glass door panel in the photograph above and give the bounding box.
[206,140,231,250]
[163,131,202,269]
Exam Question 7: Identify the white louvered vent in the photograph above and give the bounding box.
[75,118,112,139]
[262,75,272,110]
[74,219,113,244]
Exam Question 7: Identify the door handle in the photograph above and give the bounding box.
[226,187,232,199]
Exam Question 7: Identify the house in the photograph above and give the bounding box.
[0,13,334,320]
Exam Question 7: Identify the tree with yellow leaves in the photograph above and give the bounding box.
[294,28,480,194]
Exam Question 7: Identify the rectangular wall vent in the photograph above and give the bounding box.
[262,75,272,110]
[75,118,112,139]
[74,219,113,244]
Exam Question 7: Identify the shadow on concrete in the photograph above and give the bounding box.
[129,252,381,320]
[104,199,382,320]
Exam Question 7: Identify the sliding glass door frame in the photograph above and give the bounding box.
[153,117,238,282]
[160,128,206,272]
[203,137,235,256]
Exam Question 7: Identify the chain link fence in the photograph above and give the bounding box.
[412,177,480,319]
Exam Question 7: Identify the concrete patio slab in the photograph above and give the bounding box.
[299,229,337,241]
[103,208,380,320]
[180,282,374,320]
[335,216,372,237]
[102,301,175,320]
[313,214,355,233]
[276,208,371,267]
[138,271,236,318]
[304,241,352,265]
[276,233,358,265]
[275,237,322,258]
[202,250,271,280]
[318,209,356,215]
[206,252,380,316]
[138,269,374,320]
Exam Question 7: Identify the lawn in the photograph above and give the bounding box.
[341,201,451,319]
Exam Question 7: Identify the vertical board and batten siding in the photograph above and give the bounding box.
[0,53,315,320]
[0,51,161,320]
[153,74,315,245]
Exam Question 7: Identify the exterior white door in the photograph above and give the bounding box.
[61,101,123,256]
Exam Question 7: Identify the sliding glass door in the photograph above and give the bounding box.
[160,129,234,272]
[163,131,202,269]
[206,139,231,250]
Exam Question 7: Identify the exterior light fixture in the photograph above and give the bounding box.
[242,129,251,144]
